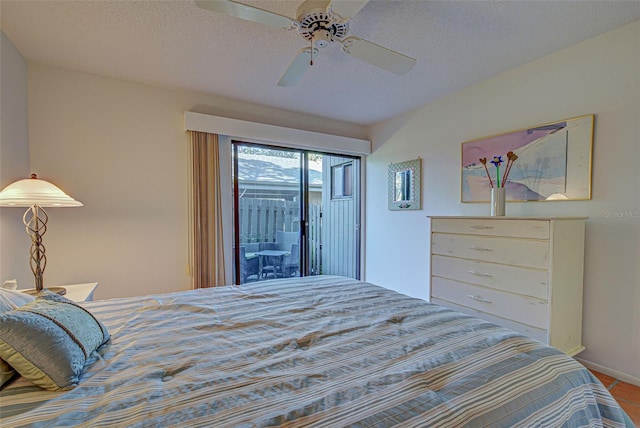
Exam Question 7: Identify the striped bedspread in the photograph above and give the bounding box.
[1,276,632,427]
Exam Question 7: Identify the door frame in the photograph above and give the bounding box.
[231,140,361,283]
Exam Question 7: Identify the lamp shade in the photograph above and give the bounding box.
[0,174,83,208]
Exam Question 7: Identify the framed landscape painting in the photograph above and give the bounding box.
[461,115,594,203]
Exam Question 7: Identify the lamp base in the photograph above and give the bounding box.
[22,286,67,296]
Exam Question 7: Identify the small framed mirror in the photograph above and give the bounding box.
[388,158,421,210]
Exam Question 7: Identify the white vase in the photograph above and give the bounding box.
[491,187,506,216]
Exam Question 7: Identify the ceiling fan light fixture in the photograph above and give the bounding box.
[297,1,348,42]
[312,29,332,48]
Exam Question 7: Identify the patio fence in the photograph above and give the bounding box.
[238,198,322,274]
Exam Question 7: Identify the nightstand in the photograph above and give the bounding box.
[21,282,99,302]
[59,283,99,302]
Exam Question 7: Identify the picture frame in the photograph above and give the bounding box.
[388,158,421,211]
[461,115,594,202]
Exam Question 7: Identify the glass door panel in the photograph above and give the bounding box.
[318,154,360,279]
[233,144,301,284]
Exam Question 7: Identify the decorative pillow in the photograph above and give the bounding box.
[0,291,110,391]
[0,289,35,387]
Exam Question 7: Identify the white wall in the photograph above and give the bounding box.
[365,21,640,384]
[26,64,367,300]
[0,31,32,288]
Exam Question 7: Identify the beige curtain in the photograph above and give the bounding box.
[188,131,226,288]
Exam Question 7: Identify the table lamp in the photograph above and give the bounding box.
[0,174,83,294]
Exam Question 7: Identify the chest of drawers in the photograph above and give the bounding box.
[429,216,587,356]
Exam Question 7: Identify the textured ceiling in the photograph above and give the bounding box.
[2,1,640,125]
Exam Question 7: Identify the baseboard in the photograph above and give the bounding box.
[576,357,640,386]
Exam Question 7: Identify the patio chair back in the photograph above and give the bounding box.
[282,243,300,277]
[240,246,259,283]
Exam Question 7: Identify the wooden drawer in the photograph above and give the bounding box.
[431,233,550,269]
[431,277,548,330]
[431,218,550,239]
[431,255,549,300]
[431,297,548,343]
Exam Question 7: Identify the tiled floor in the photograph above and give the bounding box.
[591,370,640,426]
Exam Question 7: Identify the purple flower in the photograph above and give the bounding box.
[479,153,517,188]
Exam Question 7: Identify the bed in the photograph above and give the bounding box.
[0,276,633,427]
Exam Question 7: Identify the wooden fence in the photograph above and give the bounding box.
[238,198,322,274]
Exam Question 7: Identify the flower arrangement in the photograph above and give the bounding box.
[479,151,518,188]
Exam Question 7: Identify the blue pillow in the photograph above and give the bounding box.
[0,291,110,391]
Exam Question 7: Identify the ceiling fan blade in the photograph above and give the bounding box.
[341,36,416,75]
[326,0,369,23]
[195,0,296,30]
[277,47,318,87]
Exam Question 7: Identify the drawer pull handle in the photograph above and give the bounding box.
[469,225,494,230]
[469,246,494,252]
[467,294,493,304]
[468,270,493,277]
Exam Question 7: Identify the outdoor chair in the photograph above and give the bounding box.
[281,243,300,277]
[240,246,259,283]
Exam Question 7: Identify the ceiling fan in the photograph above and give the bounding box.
[194,0,417,86]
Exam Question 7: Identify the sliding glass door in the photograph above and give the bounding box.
[232,142,360,284]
